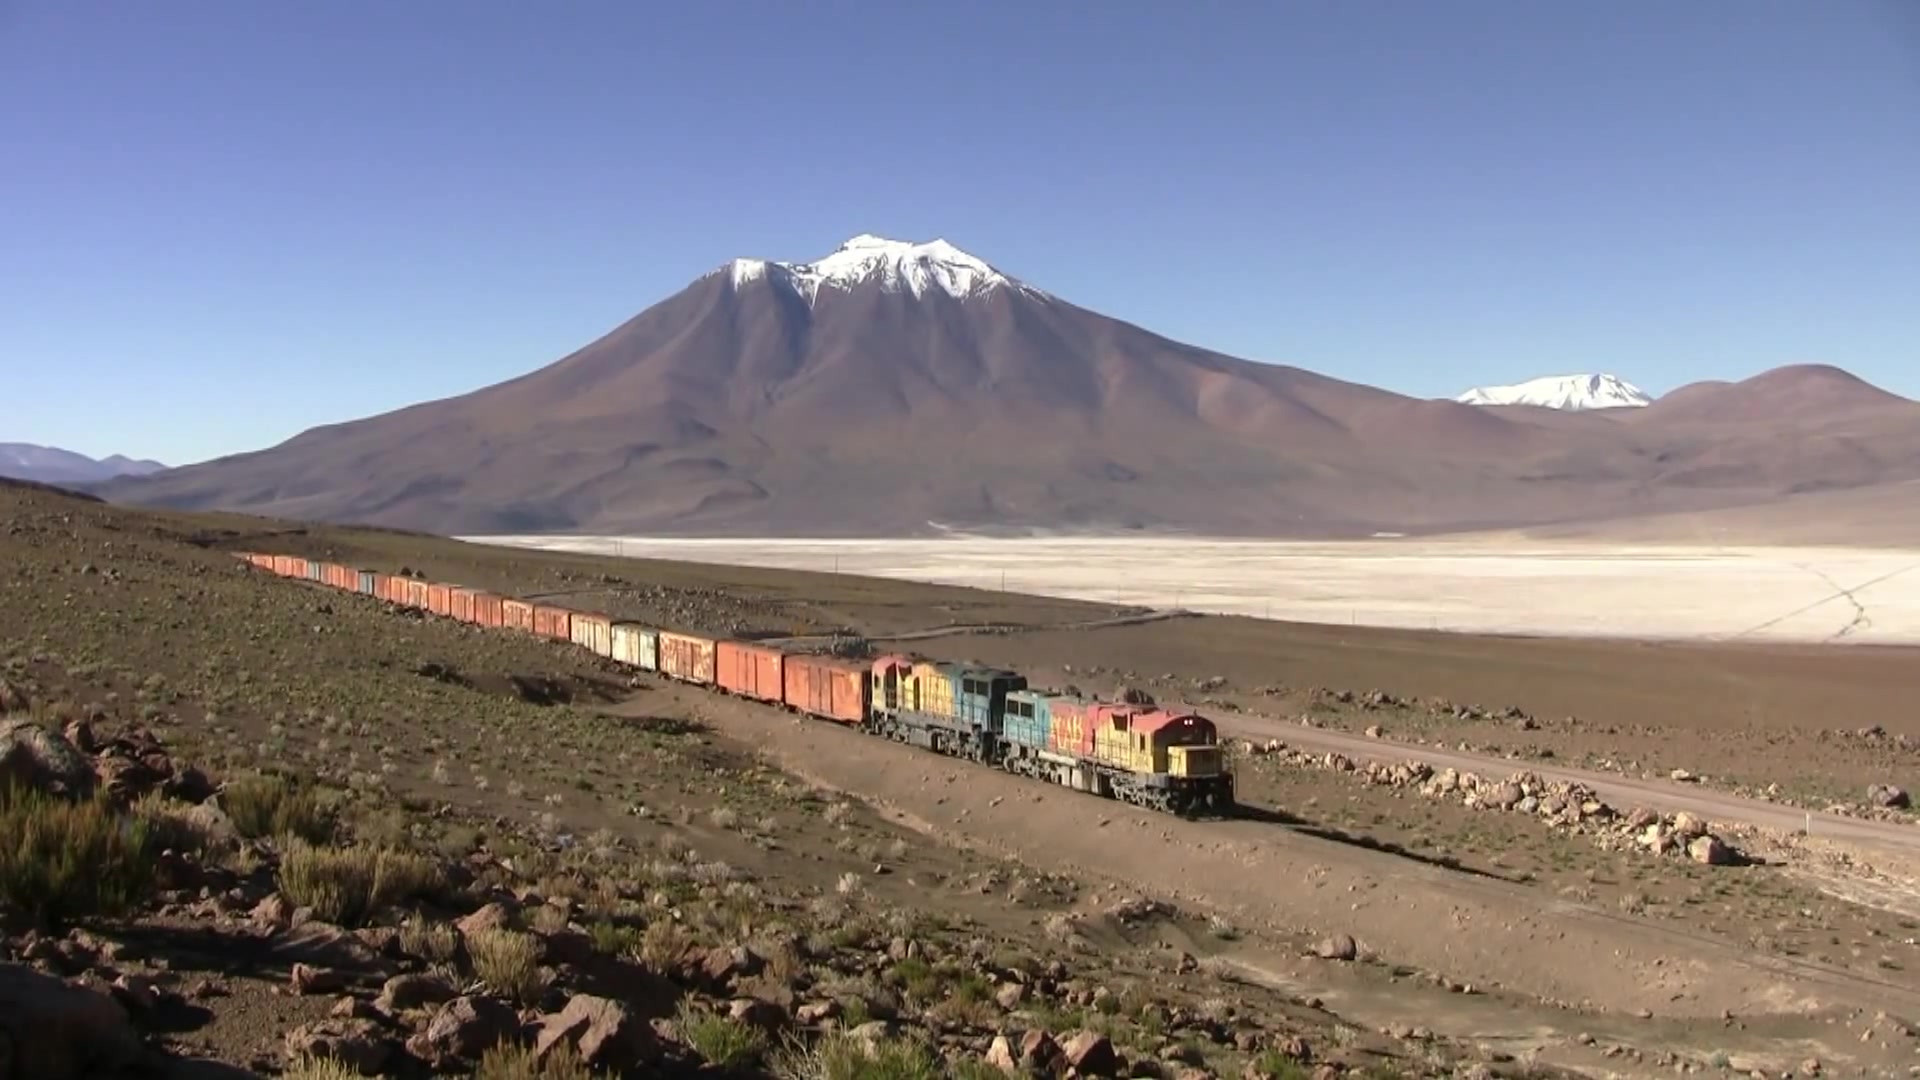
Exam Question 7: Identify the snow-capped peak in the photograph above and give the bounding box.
[1454,373,1652,410]
[709,235,1044,305]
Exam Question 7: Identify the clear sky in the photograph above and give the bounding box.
[3,1,1916,466]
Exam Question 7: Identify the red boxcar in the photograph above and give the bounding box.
[405,579,430,608]
[470,591,505,629]
[502,598,535,633]
[657,631,717,685]
[426,584,454,617]
[717,641,785,704]
[532,605,573,641]
[379,575,405,604]
[450,588,476,623]
[330,564,354,590]
[782,654,869,724]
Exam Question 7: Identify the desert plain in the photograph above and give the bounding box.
[472,535,1920,645]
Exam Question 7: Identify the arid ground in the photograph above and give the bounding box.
[8,478,1920,1079]
[472,535,1920,645]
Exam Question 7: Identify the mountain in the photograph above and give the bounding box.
[98,235,1920,539]
[1455,374,1652,410]
[0,444,166,486]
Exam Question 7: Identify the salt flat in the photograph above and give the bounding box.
[466,535,1920,644]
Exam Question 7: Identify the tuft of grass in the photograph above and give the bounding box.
[469,927,549,1004]
[1247,1051,1314,1080]
[677,1000,767,1071]
[475,1041,601,1079]
[222,773,334,843]
[0,781,154,928]
[277,840,442,928]
[132,791,212,855]
[770,1032,943,1080]
[589,919,642,956]
[637,919,697,972]
[399,918,462,964]
[282,1056,369,1080]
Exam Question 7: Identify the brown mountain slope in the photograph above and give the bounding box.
[99,237,1920,538]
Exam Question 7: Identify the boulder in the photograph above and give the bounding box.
[0,721,96,799]
[1019,1030,1063,1070]
[376,972,456,1014]
[0,963,143,1080]
[284,1019,394,1076]
[727,997,788,1035]
[1689,835,1735,866]
[534,994,661,1071]
[456,902,516,937]
[1868,784,1911,810]
[1313,934,1358,962]
[994,982,1027,1010]
[406,995,520,1067]
[270,922,397,977]
[986,1034,1019,1073]
[1669,812,1708,839]
[1062,1030,1120,1077]
[290,964,346,996]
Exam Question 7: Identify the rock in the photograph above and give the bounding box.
[987,1034,1019,1072]
[251,895,294,930]
[1669,812,1708,839]
[376,972,456,1014]
[535,994,661,1071]
[92,754,161,803]
[1689,835,1735,866]
[1020,1030,1063,1070]
[332,996,379,1020]
[0,963,143,1080]
[407,996,520,1067]
[270,923,397,977]
[728,997,788,1035]
[0,720,96,799]
[162,765,216,805]
[0,679,29,713]
[1313,934,1358,961]
[995,981,1027,1010]
[180,802,239,850]
[698,945,764,991]
[291,964,346,995]
[1486,782,1524,810]
[1670,769,1697,783]
[1868,784,1911,810]
[456,902,516,937]
[848,1020,897,1046]
[1063,1030,1121,1077]
[109,973,160,1014]
[284,1019,394,1075]
[794,1001,839,1025]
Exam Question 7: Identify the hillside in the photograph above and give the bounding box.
[0,443,164,485]
[99,237,1920,538]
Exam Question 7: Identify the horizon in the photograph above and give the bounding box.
[4,1,1918,464]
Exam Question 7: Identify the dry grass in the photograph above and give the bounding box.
[675,1000,767,1071]
[0,781,154,928]
[276,840,442,928]
[222,773,334,844]
[475,1042,601,1079]
[281,1057,368,1080]
[468,927,548,1004]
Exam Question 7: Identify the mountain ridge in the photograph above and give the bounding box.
[1456,373,1652,410]
[0,443,166,486]
[96,235,1920,540]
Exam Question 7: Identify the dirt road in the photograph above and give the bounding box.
[1217,712,1919,852]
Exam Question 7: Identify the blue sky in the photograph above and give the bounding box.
[2,1,1916,465]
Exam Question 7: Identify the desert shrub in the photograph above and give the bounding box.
[222,773,333,843]
[588,919,642,956]
[131,790,211,855]
[1246,1052,1314,1080]
[277,840,442,928]
[0,780,154,927]
[281,1057,367,1080]
[637,919,696,971]
[398,918,462,964]
[469,927,548,1004]
[676,1000,767,1070]
[770,1032,942,1080]
[475,1041,600,1079]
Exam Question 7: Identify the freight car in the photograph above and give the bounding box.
[233,552,1235,818]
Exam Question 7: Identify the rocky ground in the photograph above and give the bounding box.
[5,479,1920,1078]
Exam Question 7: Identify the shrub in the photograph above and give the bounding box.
[771,1032,943,1080]
[476,1041,600,1079]
[677,1000,767,1071]
[282,1057,367,1080]
[277,840,442,928]
[398,918,462,964]
[469,927,548,1004]
[0,780,154,928]
[222,774,333,843]
[132,790,212,855]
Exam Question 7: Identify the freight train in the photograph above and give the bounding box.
[233,553,1236,817]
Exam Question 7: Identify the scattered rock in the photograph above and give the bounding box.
[995,982,1027,1010]
[376,972,456,1014]
[406,995,520,1068]
[284,1019,395,1076]
[1868,784,1911,810]
[1313,934,1358,962]
[534,994,661,1071]
[987,1034,1019,1072]
[0,964,144,1080]
[455,902,516,937]
[1062,1030,1120,1077]
[1689,835,1734,866]
[290,964,346,996]
[0,720,96,799]
[270,922,397,977]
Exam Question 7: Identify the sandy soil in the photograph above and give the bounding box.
[473,535,1920,645]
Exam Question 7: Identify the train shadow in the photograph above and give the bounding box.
[1230,801,1521,883]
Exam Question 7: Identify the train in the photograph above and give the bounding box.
[231,552,1237,817]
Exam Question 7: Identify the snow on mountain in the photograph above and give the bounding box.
[712,234,1046,305]
[0,443,166,484]
[1455,373,1652,411]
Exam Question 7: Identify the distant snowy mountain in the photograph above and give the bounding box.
[710,234,1050,305]
[1455,373,1652,410]
[0,443,166,485]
